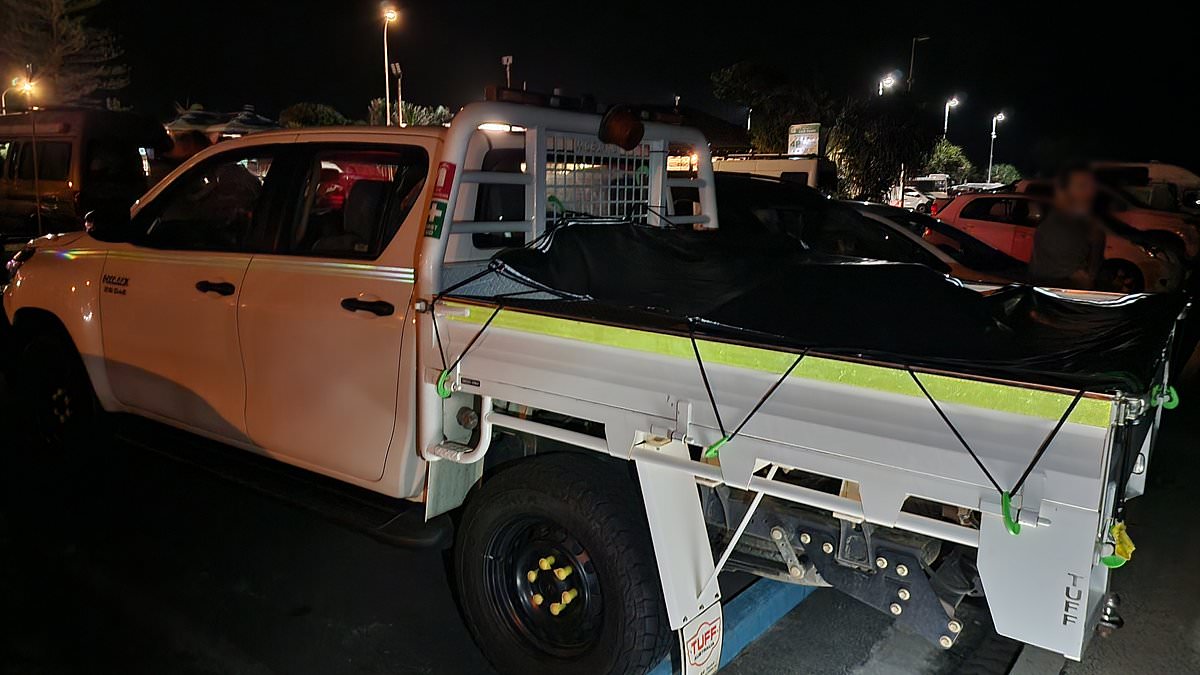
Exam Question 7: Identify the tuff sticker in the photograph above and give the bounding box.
[680,601,723,675]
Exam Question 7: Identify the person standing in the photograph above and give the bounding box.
[1029,164,1107,289]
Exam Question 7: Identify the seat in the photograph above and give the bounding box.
[311,179,390,255]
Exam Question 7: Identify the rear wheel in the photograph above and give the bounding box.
[1096,260,1144,294]
[455,453,670,675]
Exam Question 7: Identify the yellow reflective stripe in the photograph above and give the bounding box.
[444,302,1113,428]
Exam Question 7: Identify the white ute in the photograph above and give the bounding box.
[2,96,1176,674]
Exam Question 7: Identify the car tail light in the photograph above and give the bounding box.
[930,201,941,216]
[922,227,932,239]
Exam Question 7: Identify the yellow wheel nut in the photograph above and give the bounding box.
[553,566,574,581]
[526,570,538,583]
[538,556,556,571]
[531,594,544,607]
[549,602,564,616]
[561,588,579,605]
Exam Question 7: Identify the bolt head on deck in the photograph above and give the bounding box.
[799,533,811,545]
[889,603,903,615]
[939,635,954,649]
[821,542,834,554]
[948,620,962,634]
[897,588,911,601]
[896,564,909,577]
[875,556,888,569]
[770,527,784,541]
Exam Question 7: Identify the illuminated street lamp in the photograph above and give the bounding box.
[943,97,960,136]
[382,6,399,126]
[878,74,896,96]
[987,112,1006,183]
[1,77,33,115]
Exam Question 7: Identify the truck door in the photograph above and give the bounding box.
[237,142,431,482]
[100,145,287,439]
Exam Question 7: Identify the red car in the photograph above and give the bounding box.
[933,193,1183,293]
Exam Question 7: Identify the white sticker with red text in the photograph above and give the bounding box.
[680,600,723,675]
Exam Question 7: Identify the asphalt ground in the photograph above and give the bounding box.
[2,363,1197,675]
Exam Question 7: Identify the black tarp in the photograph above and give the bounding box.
[457,221,1187,394]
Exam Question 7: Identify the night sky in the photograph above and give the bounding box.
[92,0,1199,174]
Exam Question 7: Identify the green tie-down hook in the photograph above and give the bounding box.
[1151,384,1179,410]
[703,436,730,459]
[1001,491,1021,536]
[436,369,453,399]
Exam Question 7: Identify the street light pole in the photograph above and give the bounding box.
[391,62,404,126]
[908,36,930,93]
[987,112,1005,183]
[382,7,398,125]
[2,77,28,115]
[943,97,959,136]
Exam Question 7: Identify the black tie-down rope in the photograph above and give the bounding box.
[689,328,807,459]
[906,368,1085,536]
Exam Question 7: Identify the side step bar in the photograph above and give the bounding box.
[115,417,452,549]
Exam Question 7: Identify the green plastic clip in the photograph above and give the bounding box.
[703,436,730,459]
[436,370,453,399]
[1151,384,1179,410]
[1001,491,1021,536]
[1099,554,1127,569]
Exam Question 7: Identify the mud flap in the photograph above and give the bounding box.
[679,600,724,675]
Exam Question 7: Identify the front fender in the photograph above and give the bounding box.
[3,234,120,411]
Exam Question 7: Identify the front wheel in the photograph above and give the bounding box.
[454,453,670,675]
[9,326,105,457]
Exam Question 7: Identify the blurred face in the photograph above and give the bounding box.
[1058,171,1098,213]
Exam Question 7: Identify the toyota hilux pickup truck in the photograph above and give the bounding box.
[2,94,1185,675]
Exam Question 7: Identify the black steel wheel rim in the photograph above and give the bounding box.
[483,515,604,658]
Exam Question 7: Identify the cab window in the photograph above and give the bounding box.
[283,146,428,259]
[132,149,276,252]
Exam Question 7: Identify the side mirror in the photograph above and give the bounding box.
[84,207,134,243]
[598,105,645,151]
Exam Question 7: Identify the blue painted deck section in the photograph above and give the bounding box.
[649,580,816,674]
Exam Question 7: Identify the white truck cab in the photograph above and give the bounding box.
[2,98,1168,675]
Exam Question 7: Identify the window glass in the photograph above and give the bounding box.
[39,142,71,180]
[15,141,72,181]
[0,140,11,178]
[1009,199,1046,228]
[959,197,1009,222]
[287,146,428,259]
[134,150,275,251]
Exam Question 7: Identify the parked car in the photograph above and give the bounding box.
[706,174,1002,284]
[0,108,169,251]
[1012,178,1200,261]
[1092,161,1200,214]
[847,201,1027,285]
[936,192,1183,293]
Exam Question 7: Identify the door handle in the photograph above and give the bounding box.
[195,280,236,296]
[341,297,395,316]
